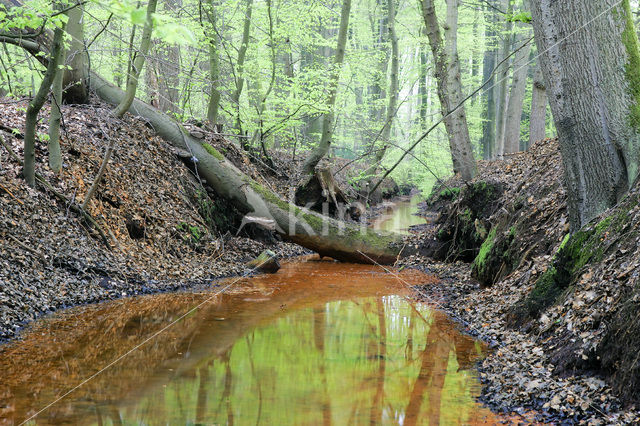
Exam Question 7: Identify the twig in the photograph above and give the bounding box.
[0,181,24,205]
[82,119,116,210]
[5,233,47,263]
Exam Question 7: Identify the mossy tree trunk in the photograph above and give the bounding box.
[530,0,640,229]
[90,73,402,264]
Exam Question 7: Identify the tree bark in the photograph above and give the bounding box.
[63,2,89,104]
[420,0,476,180]
[90,73,402,263]
[113,0,158,118]
[530,0,640,229]
[24,25,65,187]
[231,0,253,139]
[301,0,352,175]
[494,0,514,157]
[502,29,532,154]
[418,29,429,130]
[204,0,221,125]
[528,63,547,147]
[48,45,66,173]
[366,0,397,176]
[480,1,498,159]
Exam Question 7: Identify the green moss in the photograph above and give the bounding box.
[519,227,603,319]
[558,233,571,251]
[177,221,204,246]
[473,227,497,272]
[439,187,460,200]
[622,0,640,132]
[460,207,472,222]
[202,143,225,161]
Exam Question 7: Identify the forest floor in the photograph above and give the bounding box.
[398,139,640,424]
[0,97,312,341]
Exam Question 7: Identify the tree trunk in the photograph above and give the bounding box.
[530,0,640,229]
[502,30,532,154]
[63,2,89,104]
[301,0,352,175]
[156,0,181,114]
[231,0,253,140]
[113,0,158,118]
[418,29,429,130]
[480,1,498,159]
[90,73,402,263]
[48,45,66,173]
[366,0,398,176]
[420,0,476,180]
[368,0,389,125]
[494,0,514,157]
[528,63,547,147]
[205,0,221,125]
[24,25,65,186]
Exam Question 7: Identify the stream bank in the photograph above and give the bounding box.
[399,138,640,424]
[0,98,309,341]
[0,257,498,424]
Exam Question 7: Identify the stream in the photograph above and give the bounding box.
[0,198,503,425]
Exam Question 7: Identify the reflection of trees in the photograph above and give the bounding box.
[404,315,452,426]
[195,362,211,425]
[369,298,386,425]
[0,260,488,425]
[246,333,263,425]
[314,306,332,426]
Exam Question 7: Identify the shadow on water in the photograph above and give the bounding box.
[0,257,507,425]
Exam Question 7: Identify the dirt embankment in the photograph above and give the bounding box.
[402,138,640,424]
[0,98,307,341]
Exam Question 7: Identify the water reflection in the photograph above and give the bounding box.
[372,196,427,234]
[0,258,498,425]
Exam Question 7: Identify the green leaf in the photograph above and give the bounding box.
[155,22,196,45]
[130,8,146,25]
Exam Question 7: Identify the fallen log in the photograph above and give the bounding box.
[0,1,403,263]
[88,73,402,264]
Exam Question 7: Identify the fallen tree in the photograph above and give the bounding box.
[90,73,402,263]
[0,0,402,264]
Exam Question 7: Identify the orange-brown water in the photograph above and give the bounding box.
[0,257,514,425]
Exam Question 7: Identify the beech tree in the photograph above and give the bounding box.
[419,0,477,180]
[531,0,640,229]
[113,0,158,117]
[301,0,351,175]
[528,64,547,147]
